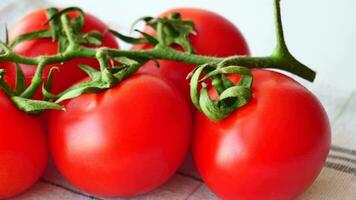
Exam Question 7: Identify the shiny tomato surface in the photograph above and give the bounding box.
[48,74,192,197]
[0,90,48,199]
[193,70,331,200]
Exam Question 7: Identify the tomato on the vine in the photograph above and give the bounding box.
[134,8,250,105]
[48,74,192,197]
[0,90,48,199]
[192,69,330,200]
[4,9,118,98]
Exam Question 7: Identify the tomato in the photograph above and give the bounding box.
[192,70,330,200]
[0,90,48,199]
[5,9,118,98]
[48,74,192,197]
[134,8,250,106]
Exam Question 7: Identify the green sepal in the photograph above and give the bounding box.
[71,11,85,34]
[9,30,52,48]
[46,7,60,41]
[5,25,9,45]
[0,41,13,55]
[78,64,101,80]
[46,7,84,25]
[109,29,148,45]
[81,30,103,46]
[201,66,252,82]
[111,57,143,80]
[11,96,63,114]
[45,67,59,92]
[46,7,86,51]
[149,13,196,53]
[219,85,251,109]
[189,64,213,111]
[189,63,253,121]
[130,16,154,33]
[41,67,60,101]
[199,85,228,121]
[58,35,69,53]
[42,84,59,101]
[84,35,102,46]
[101,67,118,85]
[13,63,26,95]
[134,30,159,46]
[55,80,111,103]
[0,69,14,97]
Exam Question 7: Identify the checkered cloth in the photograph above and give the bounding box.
[1,1,355,199]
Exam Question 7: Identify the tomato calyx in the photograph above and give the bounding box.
[189,63,252,121]
[9,7,105,51]
[110,12,196,53]
[49,55,145,103]
[0,63,62,114]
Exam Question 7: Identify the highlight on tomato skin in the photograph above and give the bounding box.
[0,90,48,199]
[48,74,192,197]
[134,8,250,109]
[4,8,119,99]
[192,69,331,200]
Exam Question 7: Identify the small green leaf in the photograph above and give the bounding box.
[199,85,227,121]
[201,66,251,82]
[45,66,59,92]
[11,96,63,114]
[113,57,139,66]
[81,30,104,45]
[55,80,111,103]
[189,64,212,111]
[9,30,52,48]
[45,7,60,41]
[42,84,59,101]
[0,41,13,55]
[134,29,159,46]
[5,25,9,45]
[85,36,102,45]
[188,63,253,121]
[109,29,148,45]
[78,64,101,80]
[0,69,4,80]
[145,13,196,53]
[219,85,251,110]
[0,69,15,97]
[45,7,84,25]
[58,36,69,53]
[72,12,84,34]
[130,16,154,32]
[13,63,26,95]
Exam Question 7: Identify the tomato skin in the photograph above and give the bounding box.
[0,91,48,199]
[193,70,331,200]
[48,74,192,197]
[5,9,118,98]
[134,8,250,105]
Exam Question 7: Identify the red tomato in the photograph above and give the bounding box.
[134,8,250,106]
[48,74,192,197]
[0,90,48,199]
[5,9,118,98]
[193,70,330,200]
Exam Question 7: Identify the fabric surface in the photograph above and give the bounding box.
[1,1,355,199]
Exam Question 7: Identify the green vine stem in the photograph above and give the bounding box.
[0,0,316,117]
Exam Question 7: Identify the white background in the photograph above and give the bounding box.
[1,0,356,91]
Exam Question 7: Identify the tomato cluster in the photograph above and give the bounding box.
[0,6,330,200]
